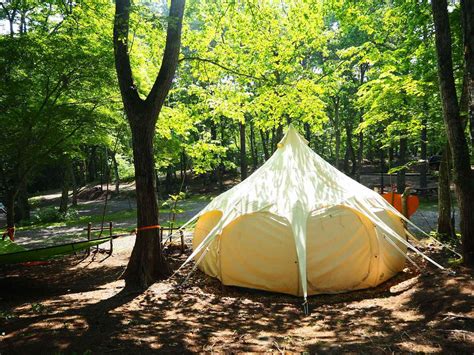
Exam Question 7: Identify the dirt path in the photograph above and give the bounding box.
[6,194,208,250]
[2,175,454,251]
[0,247,472,353]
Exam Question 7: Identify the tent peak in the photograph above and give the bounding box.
[278,124,309,148]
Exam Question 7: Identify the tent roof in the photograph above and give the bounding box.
[200,124,381,219]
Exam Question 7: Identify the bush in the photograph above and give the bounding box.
[33,206,79,224]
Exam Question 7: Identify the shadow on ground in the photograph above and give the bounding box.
[0,247,472,353]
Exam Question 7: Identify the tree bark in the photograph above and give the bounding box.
[260,129,270,161]
[355,65,367,182]
[239,122,247,180]
[461,0,474,148]
[432,0,474,266]
[437,145,454,237]
[111,152,120,194]
[59,160,71,214]
[71,161,78,207]
[88,146,97,182]
[114,0,185,288]
[332,96,341,170]
[344,121,356,176]
[304,123,311,148]
[397,137,407,194]
[249,121,258,171]
[15,183,30,222]
[6,189,16,229]
[420,117,428,189]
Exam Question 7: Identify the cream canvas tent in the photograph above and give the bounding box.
[178,125,443,301]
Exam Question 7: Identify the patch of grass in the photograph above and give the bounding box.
[18,193,208,233]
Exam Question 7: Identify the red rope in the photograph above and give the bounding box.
[131,225,161,235]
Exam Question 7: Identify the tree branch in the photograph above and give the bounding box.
[179,56,262,82]
[146,0,186,118]
[113,0,142,114]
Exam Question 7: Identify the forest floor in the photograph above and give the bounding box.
[0,243,472,353]
[1,176,472,353]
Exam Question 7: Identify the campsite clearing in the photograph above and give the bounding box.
[0,244,472,353]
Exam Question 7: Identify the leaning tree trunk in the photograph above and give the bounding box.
[432,0,474,266]
[437,146,454,237]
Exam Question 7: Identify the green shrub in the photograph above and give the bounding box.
[33,206,79,224]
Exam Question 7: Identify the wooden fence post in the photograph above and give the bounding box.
[109,221,113,255]
[401,187,411,229]
[87,222,92,256]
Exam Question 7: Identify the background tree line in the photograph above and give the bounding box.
[1,0,473,278]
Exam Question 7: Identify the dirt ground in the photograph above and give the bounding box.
[0,242,472,353]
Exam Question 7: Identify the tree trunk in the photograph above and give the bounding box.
[438,146,454,237]
[420,117,428,188]
[217,124,225,191]
[344,121,356,176]
[355,65,367,182]
[260,129,270,161]
[239,122,247,180]
[111,152,120,194]
[88,146,97,182]
[304,123,311,148]
[209,121,218,183]
[249,121,258,171]
[462,0,474,147]
[276,124,284,143]
[6,189,16,229]
[397,137,407,194]
[380,149,385,193]
[59,161,71,214]
[123,122,168,286]
[15,183,30,222]
[388,146,394,167]
[180,149,187,189]
[71,161,78,207]
[165,166,173,196]
[332,96,341,170]
[114,0,185,288]
[432,0,474,266]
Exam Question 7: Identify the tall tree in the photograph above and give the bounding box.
[461,0,474,144]
[432,0,474,266]
[113,0,186,288]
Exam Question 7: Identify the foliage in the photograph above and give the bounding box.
[32,206,79,224]
[1,0,472,231]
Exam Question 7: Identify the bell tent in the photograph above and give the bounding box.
[181,125,442,301]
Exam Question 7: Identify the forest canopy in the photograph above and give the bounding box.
[0,0,472,257]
